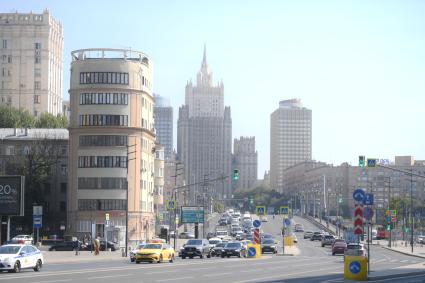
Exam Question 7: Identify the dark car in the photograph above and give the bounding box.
[49,241,81,251]
[211,242,226,257]
[310,232,324,241]
[221,242,246,258]
[321,235,335,247]
[332,240,347,255]
[261,238,277,254]
[206,232,215,240]
[180,239,211,259]
[85,240,118,251]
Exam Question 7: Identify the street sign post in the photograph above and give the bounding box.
[167,200,176,210]
[284,218,291,227]
[363,194,374,205]
[256,206,266,216]
[353,189,366,202]
[364,207,374,221]
[181,206,204,223]
[280,206,290,215]
[354,205,363,235]
[253,219,261,228]
[253,228,261,244]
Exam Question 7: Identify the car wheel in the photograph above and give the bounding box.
[136,261,141,264]
[321,244,324,247]
[130,258,135,262]
[158,255,163,263]
[169,255,174,263]
[238,252,241,258]
[221,255,225,258]
[227,255,230,258]
[332,252,335,256]
[189,256,193,259]
[33,259,42,272]
[182,256,186,259]
[13,261,20,273]
[200,254,203,259]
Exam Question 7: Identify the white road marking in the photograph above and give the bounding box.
[203,272,232,277]
[30,280,72,283]
[156,276,193,282]
[400,259,409,263]
[87,274,133,280]
[146,270,179,275]
[241,269,263,273]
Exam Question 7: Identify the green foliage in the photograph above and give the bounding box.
[0,106,68,128]
[213,201,225,213]
[233,186,291,212]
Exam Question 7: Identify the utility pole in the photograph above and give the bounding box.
[172,162,183,251]
[125,141,137,257]
[410,169,414,254]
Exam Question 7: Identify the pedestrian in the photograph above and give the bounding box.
[94,237,100,255]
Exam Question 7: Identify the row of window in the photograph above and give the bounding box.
[78,199,127,211]
[79,135,128,147]
[80,72,129,85]
[80,92,129,105]
[78,156,127,168]
[79,115,128,126]
[78,177,127,190]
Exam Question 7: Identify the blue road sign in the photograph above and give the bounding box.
[363,193,374,205]
[256,206,265,215]
[386,216,391,223]
[364,207,374,220]
[349,261,361,274]
[248,247,256,257]
[353,189,366,202]
[33,215,42,229]
[253,219,261,228]
[284,218,291,227]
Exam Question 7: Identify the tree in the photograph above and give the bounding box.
[0,106,68,128]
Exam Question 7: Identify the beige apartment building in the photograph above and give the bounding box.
[270,99,312,193]
[232,137,258,191]
[68,48,156,246]
[0,10,63,116]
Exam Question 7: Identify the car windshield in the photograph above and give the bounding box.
[226,243,241,248]
[0,246,21,254]
[186,240,202,245]
[143,244,162,249]
[325,236,334,239]
[347,245,361,250]
[262,239,275,244]
[263,234,273,238]
[216,231,227,235]
[215,243,226,248]
[137,244,146,248]
[209,240,220,245]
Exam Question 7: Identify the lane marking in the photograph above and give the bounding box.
[146,270,180,275]
[30,280,72,283]
[87,274,133,280]
[203,272,232,277]
[156,277,193,282]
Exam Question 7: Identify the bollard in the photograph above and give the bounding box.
[121,248,125,257]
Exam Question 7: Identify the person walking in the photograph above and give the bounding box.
[94,237,100,255]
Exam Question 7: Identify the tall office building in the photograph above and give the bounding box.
[68,48,156,245]
[177,46,232,203]
[233,137,258,190]
[270,99,312,193]
[0,10,63,116]
[154,94,173,161]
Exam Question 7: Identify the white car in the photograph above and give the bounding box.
[11,234,33,245]
[0,244,43,273]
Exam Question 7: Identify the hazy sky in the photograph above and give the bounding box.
[3,0,425,176]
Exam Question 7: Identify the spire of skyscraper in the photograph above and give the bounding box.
[202,43,207,67]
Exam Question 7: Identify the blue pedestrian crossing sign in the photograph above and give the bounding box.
[280,206,290,215]
[349,261,361,274]
[167,200,176,210]
[363,193,374,205]
[256,206,266,216]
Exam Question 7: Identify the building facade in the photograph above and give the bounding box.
[270,99,312,193]
[0,128,68,242]
[232,137,258,191]
[0,10,63,116]
[154,94,173,161]
[177,47,232,204]
[68,48,156,246]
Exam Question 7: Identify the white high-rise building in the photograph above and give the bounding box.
[0,10,63,116]
[270,99,312,193]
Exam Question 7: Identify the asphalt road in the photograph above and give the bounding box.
[0,215,423,283]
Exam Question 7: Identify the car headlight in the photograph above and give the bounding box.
[3,257,11,263]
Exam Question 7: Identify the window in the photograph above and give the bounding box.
[2,40,7,49]
[60,183,67,194]
[79,135,128,146]
[78,156,127,168]
[35,56,41,64]
[34,68,41,77]
[34,95,40,104]
[60,202,66,212]
[60,164,67,175]
[78,199,127,211]
[35,42,41,49]
[78,220,91,232]
[79,115,128,126]
[78,177,127,190]
[79,93,128,105]
[34,81,41,90]
[7,55,11,63]
[79,72,129,85]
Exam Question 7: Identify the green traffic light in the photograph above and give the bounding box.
[359,155,365,167]
[233,169,239,180]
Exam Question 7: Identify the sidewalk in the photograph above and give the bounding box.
[368,262,425,281]
[374,240,425,258]
[44,250,127,264]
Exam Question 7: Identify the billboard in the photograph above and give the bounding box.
[181,206,204,223]
[0,176,25,216]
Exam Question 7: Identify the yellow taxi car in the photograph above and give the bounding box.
[135,243,175,264]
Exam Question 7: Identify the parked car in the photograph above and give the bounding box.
[303,231,314,239]
[221,242,246,258]
[321,235,336,247]
[49,241,82,251]
[332,240,347,255]
[261,238,278,254]
[344,243,366,257]
[179,232,195,239]
[180,239,211,259]
[84,240,118,251]
[417,235,425,245]
[0,244,43,273]
[11,235,33,245]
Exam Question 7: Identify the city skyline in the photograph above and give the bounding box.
[2,1,425,176]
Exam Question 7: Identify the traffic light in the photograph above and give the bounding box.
[367,158,377,167]
[232,169,239,180]
[387,223,392,231]
[249,196,254,205]
[359,156,365,167]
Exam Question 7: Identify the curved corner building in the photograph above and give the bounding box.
[68,49,155,245]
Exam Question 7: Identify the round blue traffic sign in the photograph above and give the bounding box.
[364,207,374,220]
[248,247,256,257]
[253,219,261,228]
[349,261,361,274]
[284,218,291,227]
[353,189,365,202]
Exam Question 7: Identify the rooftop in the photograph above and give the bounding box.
[0,128,69,140]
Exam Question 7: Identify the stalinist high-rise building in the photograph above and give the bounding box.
[177,46,232,204]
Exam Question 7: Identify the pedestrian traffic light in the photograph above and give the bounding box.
[359,156,365,167]
[387,223,391,231]
[232,169,239,180]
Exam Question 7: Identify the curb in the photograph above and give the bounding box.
[368,269,425,281]
[380,246,425,259]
